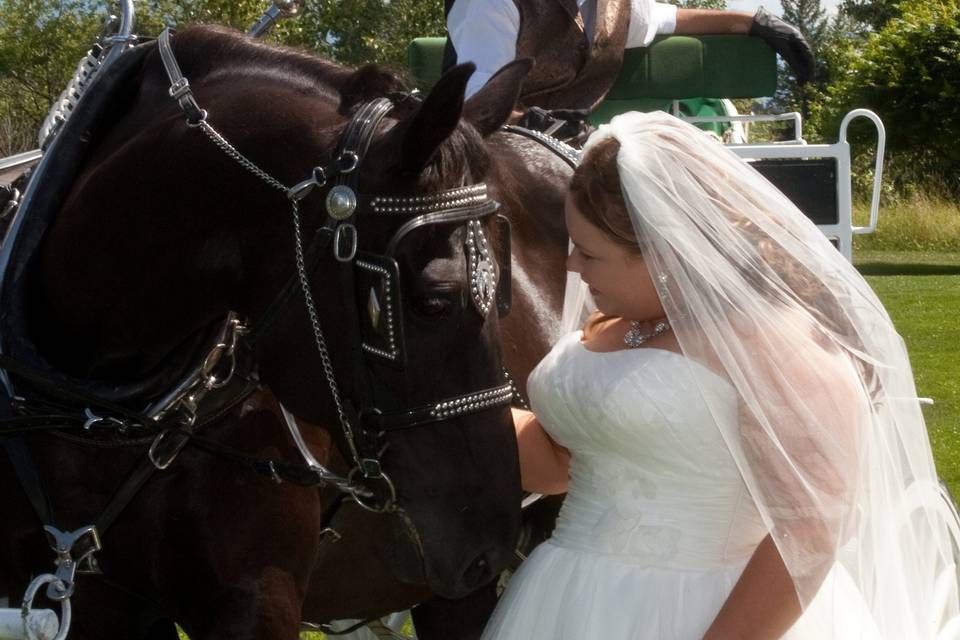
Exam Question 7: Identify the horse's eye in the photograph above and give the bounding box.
[413,294,454,319]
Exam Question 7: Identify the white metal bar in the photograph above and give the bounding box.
[839,110,886,235]
[0,150,41,172]
[0,608,59,640]
[683,112,804,143]
[728,141,855,261]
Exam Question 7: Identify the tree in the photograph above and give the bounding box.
[0,0,103,154]
[816,0,960,195]
[292,0,445,67]
[839,0,903,33]
[769,0,829,121]
[0,0,446,154]
[667,0,728,9]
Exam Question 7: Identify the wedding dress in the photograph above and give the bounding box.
[481,330,880,640]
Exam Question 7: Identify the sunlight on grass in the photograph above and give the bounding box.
[855,251,960,497]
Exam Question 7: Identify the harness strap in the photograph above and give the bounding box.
[369,382,515,431]
[502,125,581,170]
[2,435,55,526]
[94,429,191,535]
[0,352,150,426]
[157,29,206,124]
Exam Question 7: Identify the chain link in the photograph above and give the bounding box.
[198,120,288,193]
[291,200,363,465]
[197,116,364,467]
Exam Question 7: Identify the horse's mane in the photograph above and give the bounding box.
[167,25,411,114]
[163,26,487,185]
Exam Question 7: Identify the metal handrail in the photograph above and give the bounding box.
[840,109,886,235]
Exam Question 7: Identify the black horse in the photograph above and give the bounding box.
[0,24,579,639]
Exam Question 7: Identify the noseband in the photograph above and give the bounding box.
[156,29,515,509]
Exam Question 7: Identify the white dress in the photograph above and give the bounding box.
[481,331,879,640]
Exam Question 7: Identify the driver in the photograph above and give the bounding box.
[445,0,813,124]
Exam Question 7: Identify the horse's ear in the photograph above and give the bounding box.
[400,63,475,175]
[463,58,533,138]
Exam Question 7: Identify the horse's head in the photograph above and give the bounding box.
[252,56,538,598]
[26,25,533,600]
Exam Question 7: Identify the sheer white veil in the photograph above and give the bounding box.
[561,111,960,637]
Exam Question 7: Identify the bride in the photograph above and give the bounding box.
[481,111,960,639]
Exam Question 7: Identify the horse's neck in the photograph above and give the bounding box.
[487,134,572,380]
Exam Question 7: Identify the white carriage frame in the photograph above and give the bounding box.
[677,105,887,263]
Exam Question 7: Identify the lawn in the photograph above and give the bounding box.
[855,250,960,495]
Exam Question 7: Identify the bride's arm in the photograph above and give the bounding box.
[702,534,801,639]
[512,407,570,494]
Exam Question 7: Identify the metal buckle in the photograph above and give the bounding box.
[168,77,191,100]
[287,166,328,202]
[347,466,396,513]
[148,429,190,470]
[334,223,358,262]
[82,408,127,432]
[338,151,359,174]
[41,525,101,601]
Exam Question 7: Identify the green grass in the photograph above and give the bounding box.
[854,250,960,496]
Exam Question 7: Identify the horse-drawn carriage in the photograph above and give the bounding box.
[0,2,891,639]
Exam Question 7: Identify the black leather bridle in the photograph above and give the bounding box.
[157,28,515,507]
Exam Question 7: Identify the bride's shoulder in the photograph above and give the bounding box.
[581,311,616,341]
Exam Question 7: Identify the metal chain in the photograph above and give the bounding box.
[290,200,363,465]
[198,120,288,193]
[195,116,363,467]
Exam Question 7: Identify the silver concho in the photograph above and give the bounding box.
[466,220,498,316]
[326,185,358,220]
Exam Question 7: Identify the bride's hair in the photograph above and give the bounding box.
[574,126,873,385]
[568,137,640,254]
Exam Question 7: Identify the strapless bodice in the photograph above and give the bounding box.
[527,331,766,570]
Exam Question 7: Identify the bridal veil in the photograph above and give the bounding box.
[560,111,960,638]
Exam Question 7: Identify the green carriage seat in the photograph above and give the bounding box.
[405,35,777,133]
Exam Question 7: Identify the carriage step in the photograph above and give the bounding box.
[0,608,59,640]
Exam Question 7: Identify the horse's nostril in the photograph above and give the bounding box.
[461,552,494,590]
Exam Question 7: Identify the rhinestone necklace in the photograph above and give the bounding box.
[623,318,671,348]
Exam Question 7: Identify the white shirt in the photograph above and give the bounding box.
[448,0,679,98]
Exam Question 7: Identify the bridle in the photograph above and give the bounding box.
[155,28,515,509]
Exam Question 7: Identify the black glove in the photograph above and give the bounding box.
[749,8,815,85]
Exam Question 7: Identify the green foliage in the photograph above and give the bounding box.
[854,196,960,252]
[814,0,960,196]
[839,0,903,32]
[0,0,103,154]
[292,0,445,67]
[766,0,829,120]
[0,0,446,154]
[664,0,728,10]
